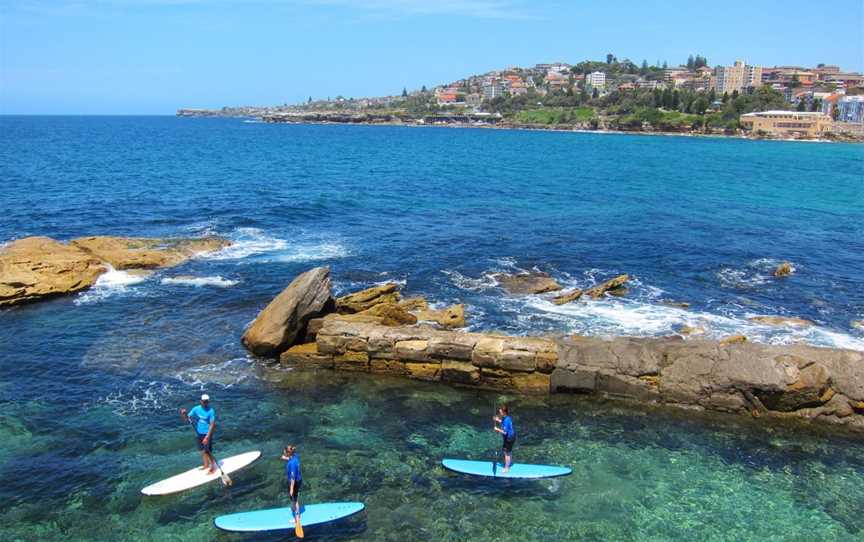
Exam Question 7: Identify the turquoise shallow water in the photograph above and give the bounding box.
[1,117,864,540]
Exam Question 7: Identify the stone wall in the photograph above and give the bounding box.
[281,319,557,393]
[281,319,864,431]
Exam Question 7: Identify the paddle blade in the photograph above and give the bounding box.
[295,520,304,538]
[220,472,233,487]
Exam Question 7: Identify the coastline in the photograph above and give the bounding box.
[188,113,863,143]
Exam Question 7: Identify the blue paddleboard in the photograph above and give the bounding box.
[442,459,571,479]
[214,502,365,532]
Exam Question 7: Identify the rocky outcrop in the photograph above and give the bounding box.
[773,262,794,277]
[749,316,814,327]
[493,272,562,295]
[242,266,334,357]
[584,274,630,299]
[358,302,417,326]
[336,283,400,313]
[0,237,105,306]
[70,236,228,270]
[553,336,864,430]
[0,235,229,306]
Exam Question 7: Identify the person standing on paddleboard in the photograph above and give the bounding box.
[493,404,516,473]
[281,445,303,534]
[180,394,217,474]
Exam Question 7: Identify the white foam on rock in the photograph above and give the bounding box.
[74,265,152,305]
[160,276,238,288]
[203,227,289,260]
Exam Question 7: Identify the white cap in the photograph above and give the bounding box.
[201,394,210,401]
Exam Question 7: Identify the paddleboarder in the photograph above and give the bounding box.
[493,404,516,473]
[180,394,217,474]
[281,444,304,537]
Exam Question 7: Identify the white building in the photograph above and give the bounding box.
[585,71,606,90]
[838,95,864,123]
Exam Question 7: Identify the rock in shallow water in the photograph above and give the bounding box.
[242,266,334,357]
[773,261,794,277]
[70,236,229,270]
[584,274,630,299]
[0,235,230,306]
[749,316,814,327]
[0,237,105,306]
[493,272,562,295]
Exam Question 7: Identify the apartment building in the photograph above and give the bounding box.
[585,71,606,90]
[715,60,763,94]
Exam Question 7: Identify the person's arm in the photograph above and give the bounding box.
[180,408,189,423]
[203,412,215,444]
[494,426,505,434]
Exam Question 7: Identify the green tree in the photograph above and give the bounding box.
[661,88,673,109]
[402,87,408,97]
[672,90,680,110]
[686,55,695,70]
[796,99,807,111]
[691,96,709,115]
[421,85,428,93]
[708,88,716,103]
[831,104,840,120]
[641,59,648,70]
[606,53,614,64]
[810,98,821,112]
[662,60,668,69]
[789,74,802,88]
[307,96,312,103]
[592,87,599,99]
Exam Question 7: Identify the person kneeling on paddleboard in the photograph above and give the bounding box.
[493,404,516,473]
[180,394,217,474]
[281,445,304,537]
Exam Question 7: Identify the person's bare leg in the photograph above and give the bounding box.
[504,452,512,473]
[200,450,209,470]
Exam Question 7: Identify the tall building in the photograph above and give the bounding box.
[482,79,506,100]
[714,60,763,94]
[585,71,606,90]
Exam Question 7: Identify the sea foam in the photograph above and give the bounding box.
[160,275,238,288]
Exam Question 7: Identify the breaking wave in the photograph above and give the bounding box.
[74,266,152,305]
[160,275,238,288]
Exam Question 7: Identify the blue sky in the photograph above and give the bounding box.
[1,0,862,114]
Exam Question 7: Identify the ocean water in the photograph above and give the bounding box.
[1,116,863,541]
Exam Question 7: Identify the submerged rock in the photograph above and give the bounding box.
[552,289,583,305]
[336,283,400,313]
[584,274,630,299]
[70,236,229,270]
[749,316,814,327]
[773,261,794,278]
[493,272,562,295]
[0,237,105,306]
[852,320,864,331]
[242,266,334,357]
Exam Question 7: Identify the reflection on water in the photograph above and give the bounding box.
[2,369,863,541]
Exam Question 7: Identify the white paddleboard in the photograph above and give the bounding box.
[141,450,261,496]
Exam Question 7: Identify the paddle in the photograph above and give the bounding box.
[492,400,498,477]
[180,408,232,487]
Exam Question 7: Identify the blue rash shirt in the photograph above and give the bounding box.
[285,455,302,483]
[501,416,515,440]
[188,405,216,436]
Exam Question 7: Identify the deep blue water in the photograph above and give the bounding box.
[1,116,863,541]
